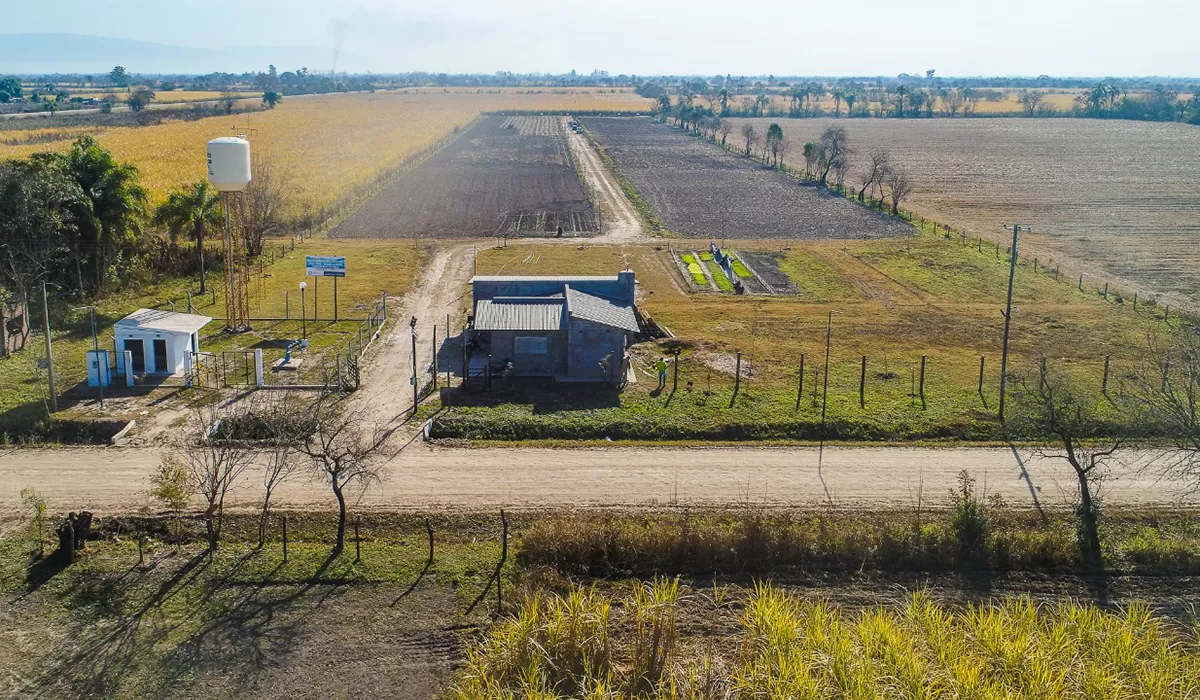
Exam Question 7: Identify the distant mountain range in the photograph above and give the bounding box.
[0,33,349,75]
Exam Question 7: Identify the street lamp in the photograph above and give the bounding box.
[299,281,307,340]
[70,304,102,409]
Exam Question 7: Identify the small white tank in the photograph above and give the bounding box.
[206,137,252,192]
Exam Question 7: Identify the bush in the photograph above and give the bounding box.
[950,470,990,566]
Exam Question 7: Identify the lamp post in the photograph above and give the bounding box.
[299,281,307,340]
[70,304,102,409]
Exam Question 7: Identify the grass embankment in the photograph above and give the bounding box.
[451,582,1200,699]
[4,506,1200,697]
[0,240,423,441]
[435,235,1164,442]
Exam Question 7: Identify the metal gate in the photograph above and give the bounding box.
[221,350,256,388]
[188,352,219,389]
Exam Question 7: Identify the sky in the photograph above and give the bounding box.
[7,0,1200,76]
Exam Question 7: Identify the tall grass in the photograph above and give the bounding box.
[452,583,1200,699]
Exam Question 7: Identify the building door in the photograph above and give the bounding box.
[125,339,145,373]
[153,339,168,373]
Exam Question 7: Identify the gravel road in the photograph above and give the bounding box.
[0,444,1185,515]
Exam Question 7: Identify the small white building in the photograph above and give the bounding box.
[114,308,211,376]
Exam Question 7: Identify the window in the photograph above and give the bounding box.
[514,336,548,355]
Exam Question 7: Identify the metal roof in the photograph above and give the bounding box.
[114,308,212,334]
[474,298,565,331]
[565,287,640,333]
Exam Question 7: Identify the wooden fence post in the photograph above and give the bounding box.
[496,510,508,613]
[425,518,435,570]
[978,355,985,395]
[282,515,288,563]
[919,356,927,403]
[1134,293,1138,311]
[1102,355,1111,395]
[1103,282,1108,300]
[1079,274,1084,291]
[730,352,742,408]
[432,325,438,390]
[1039,356,1047,391]
[859,355,867,408]
[796,354,805,411]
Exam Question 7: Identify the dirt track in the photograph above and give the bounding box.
[566,117,644,242]
[0,443,1188,514]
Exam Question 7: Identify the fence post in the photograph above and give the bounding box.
[1039,356,1047,391]
[859,355,866,408]
[795,354,806,411]
[730,351,741,408]
[1079,274,1084,291]
[432,325,438,390]
[978,355,985,395]
[1133,293,1138,311]
[672,348,679,394]
[282,515,288,562]
[285,291,290,320]
[1102,355,1111,395]
[187,292,193,314]
[919,355,927,402]
[1103,282,1108,300]
[1162,359,1170,391]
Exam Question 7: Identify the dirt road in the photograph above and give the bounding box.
[0,444,1187,514]
[565,117,644,242]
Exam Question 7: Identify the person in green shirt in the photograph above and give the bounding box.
[655,357,668,388]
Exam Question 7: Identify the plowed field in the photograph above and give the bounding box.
[581,116,912,240]
[332,115,597,238]
[728,117,1200,309]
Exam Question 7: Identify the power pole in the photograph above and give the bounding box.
[821,311,837,429]
[998,224,1028,423]
[410,316,418,414]
[41,281,57,412]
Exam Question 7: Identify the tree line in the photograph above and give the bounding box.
[661,108,916,215]
[0,137,289,303]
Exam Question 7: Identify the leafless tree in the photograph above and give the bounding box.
[253,394,306,547]
[242,152,291,258]
[1018,89,1045,117]
[817,126,850,187]
[857,150,891,202]
[182,404,256,552]
[1014,367,1128,569]
[802,142,821,179]
[776,138,792,169]
[718,119,733,146]
[297,394,387,553]
[886,167,914,215]
[942,88,964,117]
[1123,330,1200,491]
[740,123,756,156]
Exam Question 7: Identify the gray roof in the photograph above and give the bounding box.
[115,308,212,334]
[565,286,640,332]
[471,275,621,283]
[474,298,564,331]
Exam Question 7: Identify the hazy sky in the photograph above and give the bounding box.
[10,0,1199,76]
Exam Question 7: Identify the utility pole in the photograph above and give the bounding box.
[410,316,418,414]
[41,281,57,412]
[998,224,1028,423]
[821,311,838,429]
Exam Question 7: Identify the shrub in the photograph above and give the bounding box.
[950,470,991,567]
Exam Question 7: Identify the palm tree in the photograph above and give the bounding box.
[262,90,282,109]
[155,180,221,294]
[61,136,147,294]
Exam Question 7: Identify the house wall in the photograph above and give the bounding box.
[566,319,628,381]
[486,331,566,376]
[115,328,197,374]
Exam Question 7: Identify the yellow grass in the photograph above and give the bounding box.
[0,90,654,214]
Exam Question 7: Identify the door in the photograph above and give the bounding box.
[125,339,145,374]
[153,339,168,374]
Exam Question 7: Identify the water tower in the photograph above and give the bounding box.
[207,136,252,331]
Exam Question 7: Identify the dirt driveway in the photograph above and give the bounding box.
[0,443,1187,515]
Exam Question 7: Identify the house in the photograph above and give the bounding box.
[469,270,640,384]
[114,308,211,376]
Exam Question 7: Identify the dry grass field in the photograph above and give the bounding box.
[727,117,1200,310]
[0,90,653,216]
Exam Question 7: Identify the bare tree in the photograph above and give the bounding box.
[886,166,914,215]
[776,138,792,170]
[1018,89,1045,117]
[857,150,891,202]
[1014,367,1127,569]
[242,152,291,259]
[254,394,306,547]
[802,142,821,179]
[817,126,850,187]
[1124,330,1200,491]
[740,123,756,156]
[297,394,387,553]
[942,88,964,117]
[718,119,733,146]
[182,404,255,552]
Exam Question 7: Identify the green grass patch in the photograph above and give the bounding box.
[705,259,734,291]
[679,253,707,286]
[730,255,754,279]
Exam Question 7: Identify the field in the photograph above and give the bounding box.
[0,90,654,217]
[332,116,598,238]
[433,232,1163,441]
[582,117,912,239]
[4,507,1200,698]
[726,117,1200,310]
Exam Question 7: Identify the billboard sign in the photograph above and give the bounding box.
[305,255,346,277]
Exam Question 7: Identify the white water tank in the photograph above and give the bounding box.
[206,136,252,192]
